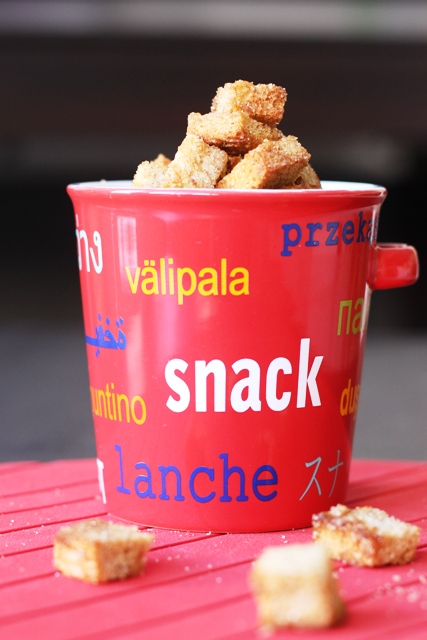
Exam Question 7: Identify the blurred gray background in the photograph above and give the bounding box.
[1,0,426,462]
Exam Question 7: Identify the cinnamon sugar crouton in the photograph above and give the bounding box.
[312,504,420,567]
[211,79,287,126]
[217,136,310,189]
[53,519,154,583]
[133,153,171,188]
[227,154,242,172]
[187,110,282,156]
[161,134,228,188]
[289,164,321,189]
[251,544,345,630]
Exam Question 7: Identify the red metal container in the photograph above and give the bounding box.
[68,181,419,532]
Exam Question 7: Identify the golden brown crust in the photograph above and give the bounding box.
[211,80,287,126]
[226,154,242,172]
[161,134,228,188]
[312,504,420,567]
[217,136,310,189]
[287,164,321,189]
[53,519,154,583]
[251,544,345,629]
[187,111,282,156]
[132,154,171,188]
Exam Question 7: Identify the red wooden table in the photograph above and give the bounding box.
[1,458,427,639]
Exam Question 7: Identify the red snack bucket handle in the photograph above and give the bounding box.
[369,243,419,290]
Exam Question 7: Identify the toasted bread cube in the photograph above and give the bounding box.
[53,519,154,583]
[187,111,282,156]
[161,134,228,188]
[217,136,310,189]
[211,80,287,125]
[251,544,344,629]
[290,164,321,189]
[133,154,171,188]
[312,504,420,567]
[226,154,242,172]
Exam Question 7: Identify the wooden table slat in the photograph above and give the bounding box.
[0,480,100,513]
[0,458,98,497]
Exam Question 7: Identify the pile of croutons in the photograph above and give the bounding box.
[133,80,320,190]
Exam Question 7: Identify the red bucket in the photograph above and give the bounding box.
[68,181,419,532]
